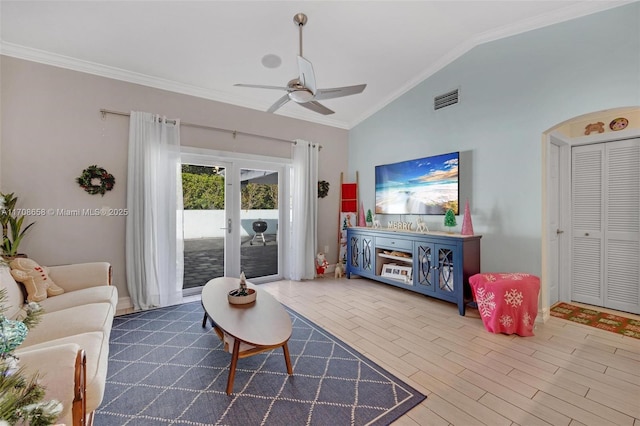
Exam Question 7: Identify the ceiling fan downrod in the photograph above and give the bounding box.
[294,13,307,57]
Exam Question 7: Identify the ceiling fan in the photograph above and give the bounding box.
[234,13,367,116]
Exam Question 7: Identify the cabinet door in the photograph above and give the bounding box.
[348,233,374,276]
[349,233,361,273]
[361,236,374,275]
[435,244,457,300]
[416,242,436,294]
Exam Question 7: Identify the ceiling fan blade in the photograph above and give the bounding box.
[314,84,367,101]
[299,101,334,115]
[297,56,317,94]
[267,94,291,113]
[234,83,288,91]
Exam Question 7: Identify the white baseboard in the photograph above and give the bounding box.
[116,296,134,315]
[537,306,550,323]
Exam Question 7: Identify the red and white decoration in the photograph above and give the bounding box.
[469,273,540,336]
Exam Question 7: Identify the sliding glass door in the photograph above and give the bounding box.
[181,151,284,295]
[239,167,280,279]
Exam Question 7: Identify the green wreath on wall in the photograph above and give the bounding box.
[318,180,330,198]
[76,165,115,196]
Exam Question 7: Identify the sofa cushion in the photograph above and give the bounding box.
[38,286,118,313]
[16,331,109,421]
[10,258,64,302]
[21,303,114,347]
[14,342,80,426]
[47,262,111,292]
[0,266,26,319]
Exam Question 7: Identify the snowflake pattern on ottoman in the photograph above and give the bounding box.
[499,273,530,280]
[499,314,514,327]
[504,289,524,307]
[469,272,540,337]
[476,287,496,317]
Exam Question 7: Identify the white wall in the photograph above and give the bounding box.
[349,3,640,275]
[184,209,278,239]
[0,58,348,299]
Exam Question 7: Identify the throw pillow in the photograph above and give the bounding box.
[9,258,65,302]
[10,271,46,303]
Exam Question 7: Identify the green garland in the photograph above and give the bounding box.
[76,165,115,196]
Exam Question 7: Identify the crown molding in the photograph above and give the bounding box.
[0,42,350,130]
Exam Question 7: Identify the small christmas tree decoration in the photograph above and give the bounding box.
[366,209,373,226]
[460,200,474,236]
[0,289,62,425]
[228,272,256,304]
[444,209,457,233]
[238,272,248,295]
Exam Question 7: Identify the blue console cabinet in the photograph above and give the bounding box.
[346,227,481,315]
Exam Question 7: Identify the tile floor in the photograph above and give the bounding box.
[257,277,640,426]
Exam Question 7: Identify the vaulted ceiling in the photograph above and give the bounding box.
[0,1,631,129]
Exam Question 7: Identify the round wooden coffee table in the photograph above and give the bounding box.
[201,277,293,394]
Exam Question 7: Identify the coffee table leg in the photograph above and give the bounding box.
[282,341,293,375]
[202,312,208,328]
[226,339,241,395]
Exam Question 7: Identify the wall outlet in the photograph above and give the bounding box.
[324,245,329,254]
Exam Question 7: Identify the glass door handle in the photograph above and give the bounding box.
[219,219,232,234]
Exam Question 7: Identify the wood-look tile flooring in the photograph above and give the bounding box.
[259,277,640,426]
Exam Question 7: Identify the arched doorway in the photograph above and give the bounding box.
[541,107,640,321]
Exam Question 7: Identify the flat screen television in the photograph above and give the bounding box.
[375,151,459,215]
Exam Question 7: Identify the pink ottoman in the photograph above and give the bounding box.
[469,273,540,336]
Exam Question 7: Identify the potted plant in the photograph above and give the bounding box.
[0,192,36,259]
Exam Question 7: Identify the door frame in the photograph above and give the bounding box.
[181,146,291,287]
[541,109,640,321]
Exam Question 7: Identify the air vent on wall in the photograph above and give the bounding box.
[434,89,459,110]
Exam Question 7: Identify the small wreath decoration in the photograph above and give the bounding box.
[318,180,330,198]
[76,165,115,196]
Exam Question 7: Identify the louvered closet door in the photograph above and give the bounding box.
[604,138,639,314]
[572,144,605,306]
[571,138,640,314]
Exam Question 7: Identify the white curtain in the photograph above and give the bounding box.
[126,111,184,310]
[289,140,319,280]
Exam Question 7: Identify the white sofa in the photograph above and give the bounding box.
[1,262,117,426]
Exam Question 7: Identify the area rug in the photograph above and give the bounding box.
[550,302,640,339]
[95,301,425,425]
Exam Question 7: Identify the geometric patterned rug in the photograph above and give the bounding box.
[95,301,426,425]
[550,302,640,339]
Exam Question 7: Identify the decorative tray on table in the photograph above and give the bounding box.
[227,272,256,304]
[227,288,256,304]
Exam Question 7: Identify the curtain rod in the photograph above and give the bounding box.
[99,109,297,145]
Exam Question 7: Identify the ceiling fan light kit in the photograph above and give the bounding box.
[235,13,367,115]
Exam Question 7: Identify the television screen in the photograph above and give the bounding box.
[375,151,459,215]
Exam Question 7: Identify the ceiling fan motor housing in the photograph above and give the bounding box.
[287,79,314,103]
